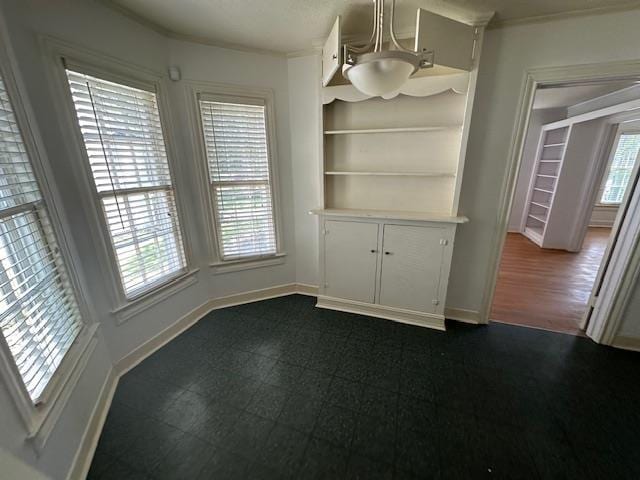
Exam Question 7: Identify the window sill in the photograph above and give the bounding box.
[595,203,621,208]
[112,269,200,324]
[210,252,287,275]
[27,324,99,452]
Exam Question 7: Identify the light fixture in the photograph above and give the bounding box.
[342,0,433,97]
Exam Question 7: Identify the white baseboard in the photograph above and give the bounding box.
[316,295,446,331]
[612,335,640,352]
[295,283,319,296]
[444,307,481,324]
[67,369,118,480]
[68,282,481,478]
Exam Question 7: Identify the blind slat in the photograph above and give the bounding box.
[67,70,186,298]
[200,100,277,260]
[0,73,83,403]
[601,133,640,204]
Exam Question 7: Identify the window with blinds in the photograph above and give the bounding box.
[0,72,83,403]
[199,98,277,260]
[66,69,186,298]
[601,133,640,204]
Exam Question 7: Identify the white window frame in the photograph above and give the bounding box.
[42,38,197,323]
[0,25,98,449]
[597,122,640,206]
[186,81,285,274]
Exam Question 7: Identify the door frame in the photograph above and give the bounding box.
[480,59,640,344]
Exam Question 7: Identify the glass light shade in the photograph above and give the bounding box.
[343,50,419,97]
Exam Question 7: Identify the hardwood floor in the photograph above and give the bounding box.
[490,228,611,335]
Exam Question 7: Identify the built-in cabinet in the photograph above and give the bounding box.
[523,118,608,250]
[312,9,491,330]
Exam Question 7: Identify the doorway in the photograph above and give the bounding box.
[489,80,640,335]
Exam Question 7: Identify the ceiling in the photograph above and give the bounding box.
[533,82,638,110]
[106,0,640,55]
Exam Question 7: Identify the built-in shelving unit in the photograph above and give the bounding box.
[523,124,570,246]
[323,126,459,135]
[320,84,469,215]
[324,171,455,177]
[313,8,491,331]
[310,208,468,223]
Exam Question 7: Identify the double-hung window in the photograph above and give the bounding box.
[600,132,640,205]
[198,96,278,261]
[0,69,83,404]
[65,69,186,298]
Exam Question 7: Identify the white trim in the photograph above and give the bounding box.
[316,295,446,331]
[445,307,480,324]
[0,20,102,449]
[111,269,200,324]
[116,283,309,374]
[183,80,285,268]
[97,0,287,58]
[295,283,319,296]
[210,253,287,275]
[66,368,117,480]
[40,36,196,316]
[31,330,99,450]
[611,335,640,352]
[490,3,640,29]
[480,59,640,341]
[67,283,492,476]
[68,283,313,478]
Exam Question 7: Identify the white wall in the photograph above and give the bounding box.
[287,55,322,286]
[508,107,567,231]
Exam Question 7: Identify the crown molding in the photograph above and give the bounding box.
[489,2,640,29]
[99,0,640,57]
[98,0,287,58]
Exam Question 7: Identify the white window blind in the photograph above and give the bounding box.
[199,99,277,260]
[601,133,640,204]
[66,70,186,298]
[0,73,82,403]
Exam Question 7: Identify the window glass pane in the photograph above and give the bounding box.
[0,73,82,403]
[66,70,186,297]
[102,189,184,295]
[200,99,277,260]
[601,133,640,204]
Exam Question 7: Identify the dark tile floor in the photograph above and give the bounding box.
[88,295,640,480]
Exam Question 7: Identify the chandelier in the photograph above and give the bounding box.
[342,0,434,97]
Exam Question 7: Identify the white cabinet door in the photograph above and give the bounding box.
[414,9,475,71]
[324,220,379,303]
[379,224,445,313]
[322,16,341,87]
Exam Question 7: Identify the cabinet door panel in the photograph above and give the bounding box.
[415,9,475,71]
[379,224,445,313]
[324,220,378,303]
[322,16,341,87]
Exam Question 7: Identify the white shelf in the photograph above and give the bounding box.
[524,226,544,246]
[539,160,561,163]
[324,171,455,177]
[323,126,459,135]
[534,187,554,194]
[530,201,550,209]
[543,143,565,147]
[310,208,468,224]
[536,174,557,179]
[528,214,547,224]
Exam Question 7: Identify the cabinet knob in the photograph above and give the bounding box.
[384,251,392,255]
[370,249,377,253]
